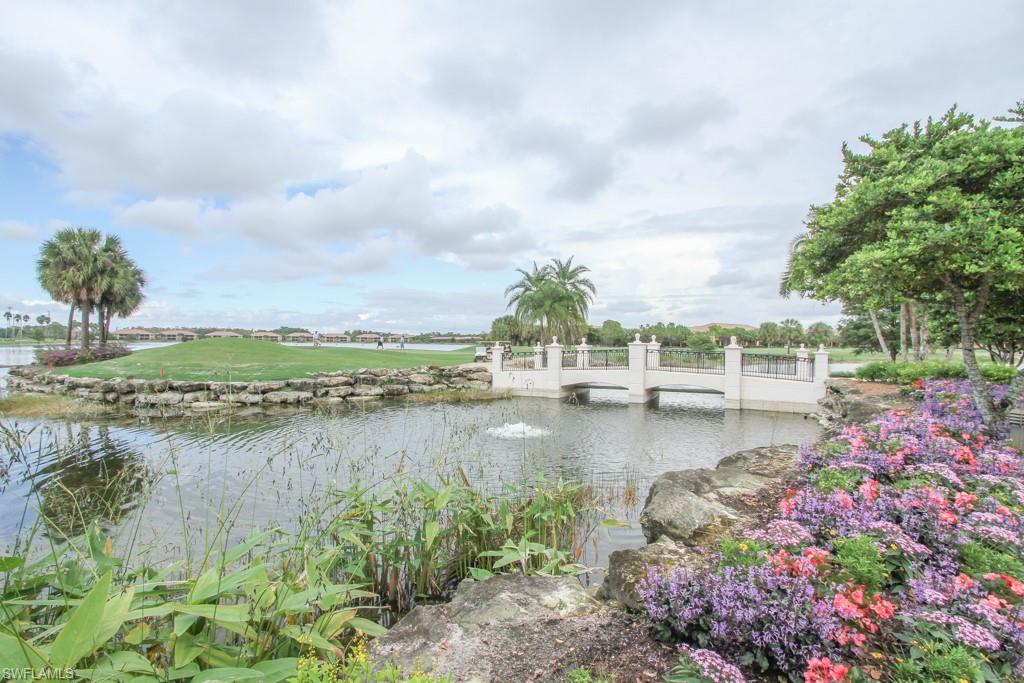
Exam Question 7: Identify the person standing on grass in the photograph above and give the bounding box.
[376,336,384,349]
[314,330,321,348]
[399,335,405,351]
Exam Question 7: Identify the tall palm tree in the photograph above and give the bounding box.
[37,227,107,350]
[3,309,10,339]
[504,257,596,344]
[93,236,146,345]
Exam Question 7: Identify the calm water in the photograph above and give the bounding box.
[0,390,819,568]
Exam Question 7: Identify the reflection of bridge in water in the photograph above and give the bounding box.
[491,335,829,413]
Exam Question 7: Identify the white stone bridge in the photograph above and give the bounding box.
[490,335,829,413]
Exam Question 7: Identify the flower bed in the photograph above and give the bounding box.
[34,343,132,367]
[641,380,1023,682]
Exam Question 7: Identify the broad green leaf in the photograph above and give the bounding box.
[0,632,47,667]
[0,555,24,571]
[347,616,387,637]
[50,570,112,668]
[174,632,204,668]
[191,564,267,603]
[281,624,338,651]
[80,650,155,681]
[424,520,440,548]
[222,528,277,565]
[190,667,262,683]
[169,603,251,622]
[314,608,356,638]
[252,659,297,683]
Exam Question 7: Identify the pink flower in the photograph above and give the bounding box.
[937,510,959,525]
[858,479,879,504]
[804,657,849,682]
[954,492,978,510]
[953,573,975,593]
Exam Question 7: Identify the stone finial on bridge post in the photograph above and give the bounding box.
[577,336,590,368]
[724,335,742,410]
[814,344,829,385]
[647,334,661,369]
[796,343,808,360]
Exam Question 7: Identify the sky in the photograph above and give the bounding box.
[1,1,1022,334]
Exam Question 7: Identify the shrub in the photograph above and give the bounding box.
[833,534,885,593]
[854,360,1017,385]
[888,641,984,683]
[34,344,131,367]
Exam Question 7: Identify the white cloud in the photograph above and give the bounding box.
[0,220,37,241]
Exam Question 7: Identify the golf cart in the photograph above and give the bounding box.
[474,341,513,362]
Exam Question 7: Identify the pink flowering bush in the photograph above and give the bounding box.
[35,344,131,367]
[640,380,1024,681]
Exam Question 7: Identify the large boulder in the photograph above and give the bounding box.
[135,391,183,406]
[599,537,706,611]
[817,379,913,428]
[248,381,288,393]
[371,575,672,682]
[351,384,385,397]
[639,444,798,545]
[407,373,436,385]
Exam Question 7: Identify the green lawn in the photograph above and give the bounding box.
[57,338,476,381]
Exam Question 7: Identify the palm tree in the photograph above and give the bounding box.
[504,257,596,344]
[3,309,10,339]
[94,236,146,345]
[37,227,107,350]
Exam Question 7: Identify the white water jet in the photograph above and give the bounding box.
[486,422,551,439]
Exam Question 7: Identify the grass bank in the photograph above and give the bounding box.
[0,393,113,418]
[56,338,477,381]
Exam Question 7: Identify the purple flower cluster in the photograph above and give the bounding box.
[673,645,748,683]
[640,380,1024,679]
[639,563,842,676]
[34,344,131,367]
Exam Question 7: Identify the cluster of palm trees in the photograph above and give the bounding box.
[504,257,596,344]
[3,310,31,338]
[37,227,147,350]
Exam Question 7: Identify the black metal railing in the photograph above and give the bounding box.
[741,353,813,382]
[502,351,546,371]
[561,349,578,368]
[582,348,629,369]
[649,348,725,374]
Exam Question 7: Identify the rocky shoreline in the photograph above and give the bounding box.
[3,364,493,414]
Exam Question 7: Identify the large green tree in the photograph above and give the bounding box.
[787,103,1024,425]
[504,257,595,344]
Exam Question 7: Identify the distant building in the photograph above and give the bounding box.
[251,331,282,342]
[161,328,198,341]
[355,333,381,342]
[286,331,315,342]
[430,335,482,342]
[205,330,243,339]
[321,332,351,342]
[688,322,758,334]
[111,327,157,341]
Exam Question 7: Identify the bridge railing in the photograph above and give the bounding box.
[741,353,813,382]
[648,348,725,374]
[502,351,546,371]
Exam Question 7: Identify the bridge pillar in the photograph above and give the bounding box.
[577,338,591,368]
[814,344,829,385]
[546,338,563,394]
[647,335,661,369]
[628,334,651,403]
[533,342,544,370]
[724,336,742,409]
[490,343,503,376]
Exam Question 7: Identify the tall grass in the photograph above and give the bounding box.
[0,421,605,679]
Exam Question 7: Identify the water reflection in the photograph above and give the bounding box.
[0,389,820,565]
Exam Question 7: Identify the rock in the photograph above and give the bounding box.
[69,377,102,389]
[103,391,120,403]
[220,392,263,405]
[327,386,355,398]
[351,384,384,397]
[147,380,169,393]
[381,384,409,396]
[135,392,183,406]
[188,401,229,412]
[248,381,287,393]
[182,390,212,403]
[599,537,706,611]
[407,373,435,385]
[285,379,318,391]
[368,368,392,377]
[119,394,138,405]
[447,377,470,388]
[370,575,603,681]
[169,381,207,393]
[263,390,314,404]
[355,374,379,385]
[317,376,353,387]
[639,445,798,545]
[346,395,381,404]
[816,379,913,428]
[467,381,491,390]
[466,372,492,384]
[209,382,251,395]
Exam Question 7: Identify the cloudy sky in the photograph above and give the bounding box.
[1,1,1021,333]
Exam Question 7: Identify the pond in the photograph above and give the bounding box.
[0,383,820,574]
